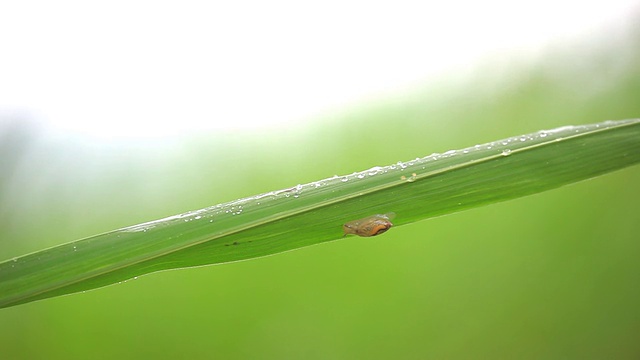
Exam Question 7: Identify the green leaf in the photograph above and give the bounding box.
[1,119,639,309]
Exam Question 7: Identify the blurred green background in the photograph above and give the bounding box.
[2,3,640,359]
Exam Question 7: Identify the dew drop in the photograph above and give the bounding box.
[501,149,512,156]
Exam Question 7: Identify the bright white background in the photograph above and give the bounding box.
[0,0,637,137]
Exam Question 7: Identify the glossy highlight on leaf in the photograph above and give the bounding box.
[1,119,639,308]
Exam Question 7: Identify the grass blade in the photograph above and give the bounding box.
[1,119,639,308]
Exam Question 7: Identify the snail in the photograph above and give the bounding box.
[343,213,395,237]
